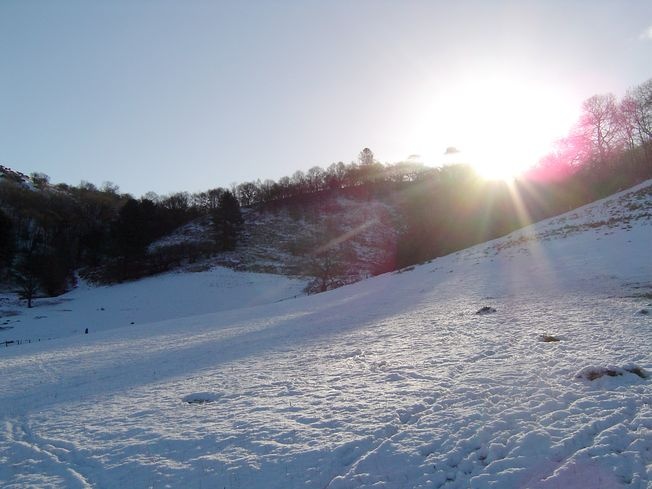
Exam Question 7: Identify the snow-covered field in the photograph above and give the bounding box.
[1,182,651,488]
[0,268,307,343]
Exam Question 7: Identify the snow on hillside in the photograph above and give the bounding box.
[149,194,400,279]
[0,267,307,344]
[0,181,651,489]
[0,165,32,189]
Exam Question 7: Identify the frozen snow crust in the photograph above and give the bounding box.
[1,180,651,488]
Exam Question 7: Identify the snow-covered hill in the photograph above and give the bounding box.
[150,193,401,281]
[0,268,307,344]
[0,165,32,188]
[0,181,650,489]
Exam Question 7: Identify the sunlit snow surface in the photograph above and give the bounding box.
[1,182,651,488]
[0,267,307,342]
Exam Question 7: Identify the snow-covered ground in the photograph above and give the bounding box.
[0,181,651,488]
[0,268,307,343]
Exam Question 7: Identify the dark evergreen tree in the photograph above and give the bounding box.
[0,208,13,274]
[211,191,243,251]
[112,199,157,260]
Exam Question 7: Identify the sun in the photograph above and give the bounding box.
[443,146,521,181]
[411,74,579,181]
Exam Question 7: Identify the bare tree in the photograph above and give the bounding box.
[30,172,50,189]
[235,182,258,207]
[101,181,120,195]
[578,94,623,166]
[358,147,375,166]
[14,256,40,308]
[622,79,652,162]
[143,191,160,203]
[306,166,325,193]
[304,250,346,294]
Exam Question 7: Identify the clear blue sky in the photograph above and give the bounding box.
[1,1,651,197]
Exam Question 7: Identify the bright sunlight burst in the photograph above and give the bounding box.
[411,74,580,181]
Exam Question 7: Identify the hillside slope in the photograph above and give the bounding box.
[0,181,650,489]
[0,268,307,344]
[151,191,401,281]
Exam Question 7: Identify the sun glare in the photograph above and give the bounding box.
[411,75,579,181]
